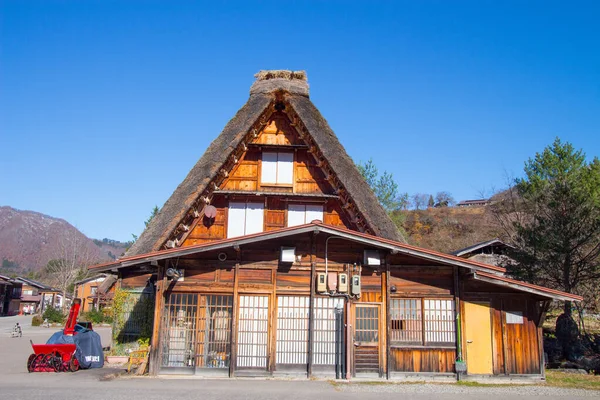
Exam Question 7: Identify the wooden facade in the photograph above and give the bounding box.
[106,224,575,379]
[92,71,581,380]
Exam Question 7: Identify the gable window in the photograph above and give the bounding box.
[287,204,324,227]
[227,202,264,238]
[261,152,293,185]
[390,298,455,346]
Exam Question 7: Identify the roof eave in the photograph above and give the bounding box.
[471,271,583,302]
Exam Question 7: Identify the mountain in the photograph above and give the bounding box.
[0,206,129,275]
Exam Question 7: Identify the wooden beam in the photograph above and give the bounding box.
[149,264,165,376]
[307,232,317,378]
[385,258,391,379]
[229,262,240,377]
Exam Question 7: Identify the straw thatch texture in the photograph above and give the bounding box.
[126,94,272,256]
[126,72,404,256]
[287,95,405,242]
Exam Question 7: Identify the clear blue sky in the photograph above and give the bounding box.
[1,1,599,242]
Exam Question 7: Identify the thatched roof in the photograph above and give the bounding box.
[126,70,404,256]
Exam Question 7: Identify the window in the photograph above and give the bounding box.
[261,152,293,185]
[90,287,98,295]
[390,298,455,346]
[287,204,324,226]
[505,311,523,324]
[227,202,264,238]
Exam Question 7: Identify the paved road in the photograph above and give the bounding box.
[0,315,597,400]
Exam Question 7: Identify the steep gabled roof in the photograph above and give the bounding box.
[127,71,404,256]
[15,277,57,291]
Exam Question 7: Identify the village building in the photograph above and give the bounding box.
[452,239,514,268]
[90,71,581,380]
[15,277,65,313]
[0,275,21,316]
[74,273,117,312]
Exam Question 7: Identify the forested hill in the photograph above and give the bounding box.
[0,206,128,276]
[402,205,503,254]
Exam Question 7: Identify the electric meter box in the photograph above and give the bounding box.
[317,272,327,292]
[338,273,348,293]
[351,274,361,296]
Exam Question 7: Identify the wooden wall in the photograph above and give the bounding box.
[464,277,543,376]
[390,349,456,373]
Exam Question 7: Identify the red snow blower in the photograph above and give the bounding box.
[27,299,86,372]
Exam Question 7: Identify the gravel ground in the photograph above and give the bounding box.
[334,382,599,397]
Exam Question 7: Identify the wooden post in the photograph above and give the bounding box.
[307,231,317,378]
[501,297,509,375]
[537,300,549,378]
[385,261,391,380]
[268,267,277,374]
[149,264,165,376]
[229,262,240,377]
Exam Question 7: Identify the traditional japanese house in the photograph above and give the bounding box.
[90,71,581,380]
[74,273,117,312]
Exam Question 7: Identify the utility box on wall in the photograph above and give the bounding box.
[338,273,348,293]
[351,275,361,296]
[317,272,327,292]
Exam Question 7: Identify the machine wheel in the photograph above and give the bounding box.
[69,354,79,372]
[27,353,36,372]
[32,354,45,372]
[42,354,57,372]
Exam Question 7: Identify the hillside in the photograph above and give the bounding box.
[402,205,504,254]
[0,206,128,275]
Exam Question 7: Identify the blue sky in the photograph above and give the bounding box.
[1,1,599,242]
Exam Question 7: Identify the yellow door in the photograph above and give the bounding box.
[464,301,493,374]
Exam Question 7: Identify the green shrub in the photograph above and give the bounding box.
[42,307,65,324]
[82,309,105,324]
[31,315,43,326]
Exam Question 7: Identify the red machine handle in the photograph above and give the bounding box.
[63,298,81,336]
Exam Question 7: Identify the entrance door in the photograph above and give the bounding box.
[160,293,197,373]
[353,304,381,376]
[464,301,493,374]
[236,295,269,373]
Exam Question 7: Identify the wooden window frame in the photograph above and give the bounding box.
[260,151,294,187]
[226,201,264,238]
[287,204,324,227]
[390,297,456,347]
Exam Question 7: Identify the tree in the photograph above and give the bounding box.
[357,159,408,213]
[357,159,408,237]
[45,230,99,311]
[434,191,455,207]
[411,193,429,210]
[131,206,161,243]
[428,195,435,208]
[491,138,600,358]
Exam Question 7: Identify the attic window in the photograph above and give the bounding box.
[261,152,293,185]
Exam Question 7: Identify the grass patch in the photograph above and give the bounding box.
[545,370,600,391]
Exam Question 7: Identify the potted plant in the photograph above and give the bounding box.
[105,343,130,364]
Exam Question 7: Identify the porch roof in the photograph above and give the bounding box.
[88,221,582,302]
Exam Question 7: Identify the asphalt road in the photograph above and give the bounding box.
[0,315,597,400]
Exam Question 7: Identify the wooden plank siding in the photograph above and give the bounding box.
[140,232,546,378]
[180,110,357,248]
[390,348,456,373]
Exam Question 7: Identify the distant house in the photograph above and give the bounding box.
[452,238,513,267]
[14,277,65,313]
[74,273,117,311]
[0,275,21,315]
[456,199,490,207]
